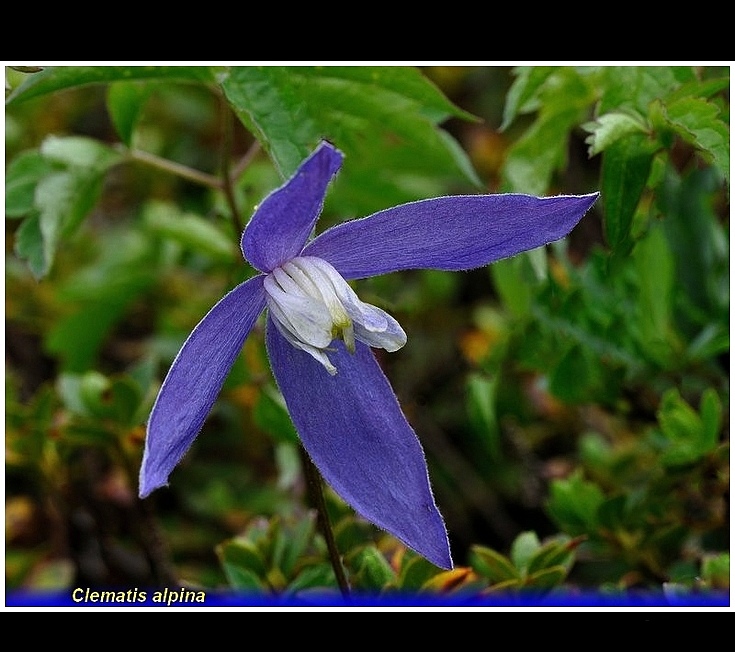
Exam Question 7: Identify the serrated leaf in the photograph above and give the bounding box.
[500,66,557,131]
[598,66,696,115]
[6,65,217,105]
[5,150,56,218]
[503,68,596,194]
[106,81,155,146]
[601,134,656,251]
[143,201,235,263]
[583,111,648,156]
[660,97,729,185]
[220,66,479,193]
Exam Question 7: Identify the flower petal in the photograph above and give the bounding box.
[241,141,343,273]
[303,192,599,279]
[266,321,452,569]
[139,275,267,498]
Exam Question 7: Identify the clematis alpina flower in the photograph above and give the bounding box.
[139,140,598,569]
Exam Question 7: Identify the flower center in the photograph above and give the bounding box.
[264,256,406,375]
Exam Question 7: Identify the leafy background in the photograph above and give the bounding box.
[5,65,729,604]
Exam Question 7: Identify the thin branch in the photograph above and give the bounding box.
[229,139,262,183]
[127,148,222,190]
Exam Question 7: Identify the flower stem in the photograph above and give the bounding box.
[298,445,350,598]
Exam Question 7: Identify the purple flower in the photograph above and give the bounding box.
[139,140,598,569]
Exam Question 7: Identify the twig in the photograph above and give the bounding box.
[127,148,222,190]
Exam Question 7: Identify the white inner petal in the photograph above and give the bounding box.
[264,255,406,374]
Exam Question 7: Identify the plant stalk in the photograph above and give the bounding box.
[299,445,350,598]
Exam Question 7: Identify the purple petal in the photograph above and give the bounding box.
[139,275,266,498]
[241,141,343,273]
[303,192,599,279]
[266,321,452,569]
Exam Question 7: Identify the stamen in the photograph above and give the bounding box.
[264,256,406,373]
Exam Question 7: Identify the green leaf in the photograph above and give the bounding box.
[13,213,47,278]
[656,388,719,466]
[659,97,730,185]
[143,201,236,263]
[659,167,729,321]
[632,222,676,364]
[217,537,268,580]
[600,133,656,251]
[40,135,121,170]
[6,66,217,105]
[67,371,143,425]
[253,386,299,445]
[503,68,596,194]
[500,66,557,131]
[490,250,545,318]
[221,563,265,592]
[525,565,569,589]
[701,553,729,589]
[583,110,648,157]
[699,388,723,452]
[465,373,501,462]
[346,547,396,591]
[510,531,541,573]
[526,537,578,576]
[220,66,479,192]
[397,553,441,590]
[5,150,56,218]
[547,471,605,535]
[549,344,597,403]
[469,545,520,582]
[106,82,155,146]
[598,66,696,115]
[286,563,337,594]
[14,136,123,277]
[45,232,157,371]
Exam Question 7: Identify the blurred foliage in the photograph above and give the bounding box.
[5,65,729,605]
